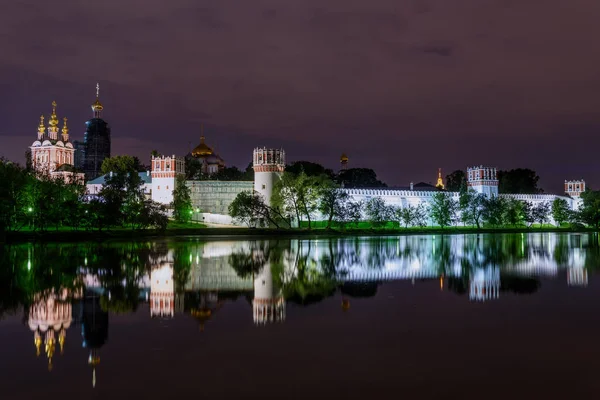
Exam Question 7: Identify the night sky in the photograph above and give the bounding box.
[1,1,600,193]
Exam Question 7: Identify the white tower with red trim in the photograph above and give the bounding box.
[253,148,285,206]
[467,166,498,197]
[151,154,185,205]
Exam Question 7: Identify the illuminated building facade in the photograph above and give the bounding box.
[83,84,111,180]
[151,154,185,205]
[565,179,585,198]
[30,101,83,182]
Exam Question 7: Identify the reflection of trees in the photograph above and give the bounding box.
[340,282,379,298]
[86,243,152,314]
[0,244,83,319]
[274,240,338,306]
[500,275,540,294]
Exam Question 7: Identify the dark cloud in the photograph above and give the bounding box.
[1,0,600,193]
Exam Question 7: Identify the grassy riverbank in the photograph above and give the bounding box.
[2,223,598,243]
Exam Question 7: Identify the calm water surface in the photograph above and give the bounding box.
[1,233,600,399]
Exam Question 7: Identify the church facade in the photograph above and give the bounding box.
[30,101,84,183]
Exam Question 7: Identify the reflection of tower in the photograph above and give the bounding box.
[340,153,349,171]
[253,147,285,207]
[467,166,498,197]
[567,268,588,287]
[469,267,500,302]
[82,292,108,389]
[150,263,175,317]
[28,289,73,371]
[253,265,285,324]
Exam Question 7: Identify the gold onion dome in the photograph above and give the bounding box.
[192,136,214,157]
[92,98,103,112]
[92,82,103,112]
[340,153,349,162]
[37,115,45,136]
[48,101,59,127]
[61,117,69,135]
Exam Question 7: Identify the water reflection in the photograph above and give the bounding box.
[2,233,600,387]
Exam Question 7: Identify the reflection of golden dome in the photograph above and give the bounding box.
[341,299,350,311]
[192,136,213,157]
[340,153,349,163]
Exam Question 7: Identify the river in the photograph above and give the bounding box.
[0,233,599,398]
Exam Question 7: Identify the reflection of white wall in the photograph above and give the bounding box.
[469,267,500,302]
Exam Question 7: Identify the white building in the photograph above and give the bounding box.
[86,171,153,199]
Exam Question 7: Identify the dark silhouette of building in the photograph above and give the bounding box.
[73,140,85,171]
[83,83,111,180]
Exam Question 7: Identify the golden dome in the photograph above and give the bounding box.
[340,153,349,163]
[92,83,103,113]
[192,136,214,157]
[61,117,69,136]
[37,115,45,136]
[48,101,59,127]
[91,98,103,112]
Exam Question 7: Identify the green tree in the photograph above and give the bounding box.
[578,190,600,228]
[171,175,193,223]
[459,189,486,228]
[100,156,146,229]
[0,159,29,233]
[346,200,363,227]
[365,197,391,227]
[286,161,334,178]
[551,198,570,227]
[445,170,466,192]
[498,168,542,194]
[229,191,289,228]
[429,192,457,228]
[273,172,323,228]
[531,202,550,227]
[317,181,349,229]
[504,198,527,227]
[482,196,507,227]
[336,168,386,188]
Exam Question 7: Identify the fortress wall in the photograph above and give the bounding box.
[187,181,253,215]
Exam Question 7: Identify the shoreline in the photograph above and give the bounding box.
[2,226,598,244]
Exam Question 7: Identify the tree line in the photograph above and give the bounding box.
[0,156,175,235]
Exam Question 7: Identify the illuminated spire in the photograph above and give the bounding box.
[61,117,69,142]
[436,168,445,189]
[47,101,59,140]
[91,82,104,118]
[49,101,58,127]
[37,115,45,140]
